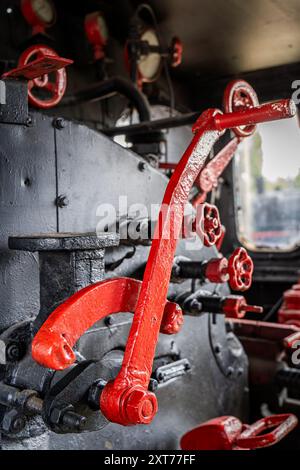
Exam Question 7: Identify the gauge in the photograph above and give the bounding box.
[137,29,162,82]
[21,0,56,29]
[85,12,108,49]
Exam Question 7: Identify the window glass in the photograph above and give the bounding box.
[234,115,300,251]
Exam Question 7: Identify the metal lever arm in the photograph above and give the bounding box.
[32,277,183,370]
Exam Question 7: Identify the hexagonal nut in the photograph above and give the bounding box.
[124,388,158,425]
[88,379,107,411]
[1,409,26,435]
[49,404,72,425]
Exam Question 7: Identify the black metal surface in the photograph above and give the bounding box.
[172,258,206,281]
[10,232,119,331]
[0,110,168,331]
[9,232,119,252]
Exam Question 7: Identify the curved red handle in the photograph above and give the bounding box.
[32,277,183,370]
[236,414,298,449]
[181,414,297,450]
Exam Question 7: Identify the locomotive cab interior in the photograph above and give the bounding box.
[0,0,300,454]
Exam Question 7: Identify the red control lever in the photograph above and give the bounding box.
[194,137,240,205]
[32,93,295,427]
[181,414,298,450]
[32,277,183,370]
[3,45,73,109]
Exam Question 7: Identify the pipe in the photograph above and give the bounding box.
[61,76,151,123]
[213,99,296,131]
[103,111,200,136]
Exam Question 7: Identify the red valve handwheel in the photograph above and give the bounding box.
[228,247,254,292]
[170,37,183,67]
[223,79,259,138]
[194,203,222,247]
[18,45,67,109]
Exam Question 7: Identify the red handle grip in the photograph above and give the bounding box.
[236,414,298,449]
[214,99,296,131]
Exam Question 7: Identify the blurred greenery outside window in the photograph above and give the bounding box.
[234,115,300,251]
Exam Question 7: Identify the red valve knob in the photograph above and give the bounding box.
[18,45,68,109]
[223,79,259,138]
[222,295,263,319]
[227,247,254,292]
[205,257,229,284]
[194,203,222,247]
[121,386,158,425]
[170,37,183,67]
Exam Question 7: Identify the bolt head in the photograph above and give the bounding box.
[53,117,66,129]
[55,195,69,208]
[1,409,26,434]
[138,161,147,172]
[124,387,158,425]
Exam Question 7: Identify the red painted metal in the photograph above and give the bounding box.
[32,277,183,370]
[3,54,72,82]
[230,318,300,342]
[215,99,295,133]
[223,79,259,137]
[205,257,229,284]
[222,296,263,319]
[215,225,226,252]
[21,0,56,35]
[180,414,297,450]
[85,12,108,61]
[170,37,183,67]
[12,45,72,109]
[204,247,254,291]
[194,137,240,204]
[159,162,177,171]
[283,331,300,349]
[194,203,222,247]
[279,281,300,328]
[32,95,295,426]
[227,247,254,291]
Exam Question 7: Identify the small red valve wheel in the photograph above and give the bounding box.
[18,45,68,109]
[170,37,183,67]
[223,79,259,138]
[228,247,254,292]
[222,296,263,319]
[194,203,222,247]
